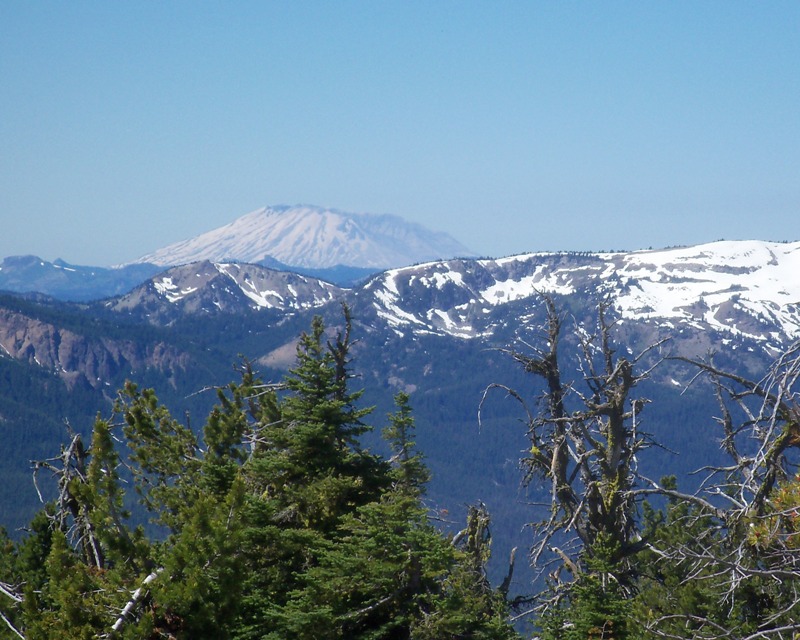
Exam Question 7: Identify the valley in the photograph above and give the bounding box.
[2,239,798,599]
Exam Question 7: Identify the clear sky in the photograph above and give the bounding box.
[2,2,799,266]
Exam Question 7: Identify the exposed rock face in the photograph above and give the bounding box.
[0,308,190,389]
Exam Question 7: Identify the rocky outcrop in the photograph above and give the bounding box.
[0,308,190,389]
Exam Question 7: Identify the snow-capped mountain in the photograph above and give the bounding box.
[359,240,800,353]
[108,260,342,321]
[131,205,474,270]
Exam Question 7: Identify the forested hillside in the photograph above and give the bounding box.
[2,244,800,637]
[1,302,799,638]
[0,309,517,639]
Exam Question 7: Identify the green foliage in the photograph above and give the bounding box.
[21,530,134,640]
[627,475,800,639]
[120,383,203,533]
[383,391,431,494]
[279,493,449,639]
[630,478,726,638]
[147,485,245,638]
[748,472,800,550]
[0,310,521,639]
[412,505,518,640]
[538,534,630,640]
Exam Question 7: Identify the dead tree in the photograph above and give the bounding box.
[0,581,24,639]
[642,343,800,638]
[677,343,800,516]
[481,297,668,597]
[32,430,106,569]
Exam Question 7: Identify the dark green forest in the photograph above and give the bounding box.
[1,304,800,639]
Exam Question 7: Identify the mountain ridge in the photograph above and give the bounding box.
[75,238,800,356]
[355,240,800,353]
[0,237,798,555]
[106,260,344,323]
[5,239,797,357]
[0,255,162,302]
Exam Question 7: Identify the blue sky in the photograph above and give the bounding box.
[2,2,798,265]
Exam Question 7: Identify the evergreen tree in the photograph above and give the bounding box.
[275,394,519,640]
[412,504,519,640]
[538,534,629,640]
[629,477,726,639]
[0,309,520,639]
[233,310,397,637]
[383,391,431,494]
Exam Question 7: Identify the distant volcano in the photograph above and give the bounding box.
[130,204,475,269]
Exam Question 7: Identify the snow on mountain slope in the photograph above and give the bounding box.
[362,240,800,350]
[113,239,800,355]
[131,205,474,269]
[109,261,342,319]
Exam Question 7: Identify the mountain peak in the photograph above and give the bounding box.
[130,204,475,270]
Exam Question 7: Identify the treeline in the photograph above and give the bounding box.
[1,303,800,639]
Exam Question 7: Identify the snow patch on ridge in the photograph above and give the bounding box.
[154,277,198,303]
[365,240,800,346]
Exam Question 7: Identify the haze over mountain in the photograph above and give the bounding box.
[130,204,475,270]
[0,256,162,302]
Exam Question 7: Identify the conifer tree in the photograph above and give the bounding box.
[411,504,519,640]
[631,478,727,639]
[275,393,519,640]
[383,391,431,494]
[234,308,393,638]
[0,308,521,639]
